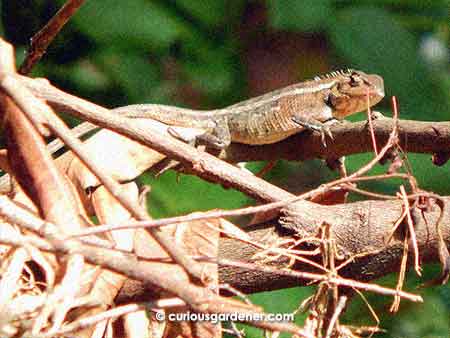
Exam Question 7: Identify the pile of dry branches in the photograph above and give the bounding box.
[0,3,449,337]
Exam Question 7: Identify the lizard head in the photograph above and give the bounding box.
[327,70,385,119]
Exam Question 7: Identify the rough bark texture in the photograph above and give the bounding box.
[218,198,449,294]
[116,197,449,302]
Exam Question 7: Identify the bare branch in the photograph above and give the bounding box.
[19,0,86,74]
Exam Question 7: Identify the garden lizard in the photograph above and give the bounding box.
[47,69,384,154]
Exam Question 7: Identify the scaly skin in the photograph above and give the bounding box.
[47,69,384,153]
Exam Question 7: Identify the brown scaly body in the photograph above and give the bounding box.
[47,69,384,153]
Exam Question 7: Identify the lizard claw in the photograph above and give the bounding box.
[292,116,333,147]
[324,125,333,139]
[196,133,229,149]
[320,125,333,148]
[369,110,385,120]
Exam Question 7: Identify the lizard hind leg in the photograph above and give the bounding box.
[156,121,230,177]
[195,118,231,149]
[167,126,202,146]
[167,120,231,150]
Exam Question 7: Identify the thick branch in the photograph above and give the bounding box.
[218,197,450,293]
[115,196,450,300]
[221,118,450,162]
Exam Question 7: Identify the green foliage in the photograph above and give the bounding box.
[345,265,450,338]
[175,0,230,27]
[71,0,190,50]
[329,7,443,120]
[268,0,333,32]
[228,287,313,338]
[180,39,241,99]
[139,171,251,218]
[93,48,160,102]
[1,0,449,336]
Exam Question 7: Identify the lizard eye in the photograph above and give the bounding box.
[349,75,362,87]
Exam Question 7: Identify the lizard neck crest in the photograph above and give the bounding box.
[313,69,354,81]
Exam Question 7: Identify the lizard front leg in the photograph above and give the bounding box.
[291,115,336,147]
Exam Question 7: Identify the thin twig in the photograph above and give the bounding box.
[40,303,144,337]
[324,296,347,338]
[0,248,29,310]
[366,93,379,155]
[215,258,422,302]
[399,185,421,276]
[0,73,205,281]
[390,236,408,313]
[0,196,309,337]
[19,0,86,74]
[343,184,397,200]
[353,288,380,330]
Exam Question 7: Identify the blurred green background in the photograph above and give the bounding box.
[1,0,449,337]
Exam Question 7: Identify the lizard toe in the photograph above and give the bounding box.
[320,129,328,148]
[324,125,334,140]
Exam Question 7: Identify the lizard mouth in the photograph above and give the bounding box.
[375,87,385,99]
[365,88,385,104]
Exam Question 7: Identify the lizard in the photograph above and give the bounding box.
[44,69,385,155]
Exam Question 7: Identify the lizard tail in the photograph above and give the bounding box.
[45,103,220,156]
[110,104,220,128]
[46,122,98,154]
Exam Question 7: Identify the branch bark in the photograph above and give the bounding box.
[221,117,450,163]
[119,196,450,300]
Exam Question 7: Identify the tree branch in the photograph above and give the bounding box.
[221,117,450,162]
[118,196,450,300]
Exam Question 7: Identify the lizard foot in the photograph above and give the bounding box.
[292,116,334,147]
[320,125,334,147]
[167,126,198,146]
[196,133,229,149]
[369,110,385,120]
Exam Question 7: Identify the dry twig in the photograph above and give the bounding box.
[19,0,86,74]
